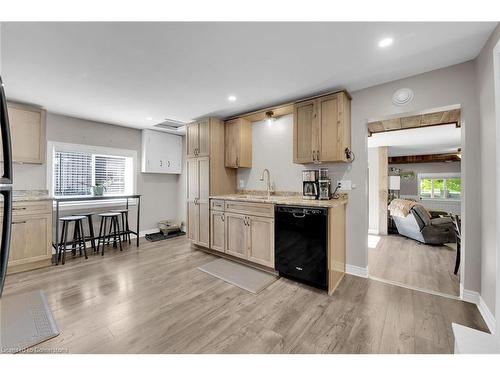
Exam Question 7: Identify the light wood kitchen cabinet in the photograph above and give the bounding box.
[210,210,225,253]
[0,200,53,274]
[0,102,46,164]
[217,200,275,269]
[186,119,210,158]
[247,215,274,268]
[225,118,252,168]
[186,157,210,247]
[225,212,248,260]
[186,118,237,249]
[293,91,351,164]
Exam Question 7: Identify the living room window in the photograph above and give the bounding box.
[418,173,461,200]
[48,142,136,198]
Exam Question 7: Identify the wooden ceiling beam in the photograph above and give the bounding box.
[388,153,461,164]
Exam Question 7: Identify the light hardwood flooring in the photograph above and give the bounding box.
[368,234,460,296]
[3,236,486,354]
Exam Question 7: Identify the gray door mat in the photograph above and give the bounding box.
[1,290,60,353]
[198,258,278,294]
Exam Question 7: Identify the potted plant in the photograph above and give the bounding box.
[91,183,106,196]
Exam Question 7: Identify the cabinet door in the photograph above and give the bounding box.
[225,213,248,259]
[225,119,240,168]
[210,211,225,253]
[1,103,46,164]
[164,133,182,174]
[198,119,210,157]
[197,157,210,247]
[7,214,52,266]
[186,122,199,158]
[318,93,342,162]
[248,216,275,268]
[187,201,199,242]
[293,99,316,164]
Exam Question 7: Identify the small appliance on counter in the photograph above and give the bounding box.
[318,168,331,200]
[302,169,319,200]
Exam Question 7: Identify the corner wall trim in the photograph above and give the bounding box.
[462,289,495,335]
[346,264,369,278]
[462,289,480,304]
[478,296,496,335]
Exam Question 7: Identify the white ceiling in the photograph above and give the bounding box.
[1,22,496,129]
[367,124,461,157]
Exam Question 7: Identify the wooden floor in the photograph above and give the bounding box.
[3,236,487,354]
[369,234,460,296]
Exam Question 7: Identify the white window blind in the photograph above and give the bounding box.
[54,151,92,196]
[53,149,132,198]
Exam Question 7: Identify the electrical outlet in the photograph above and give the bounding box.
[338,180,352,190]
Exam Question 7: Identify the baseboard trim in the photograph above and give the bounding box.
[478,296,496,334]
[346,264,369,278]
[130,228,158,239]
[462,289,480,304]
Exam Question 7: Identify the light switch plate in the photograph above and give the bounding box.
[338,180,352,190]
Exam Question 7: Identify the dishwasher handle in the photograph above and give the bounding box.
[276,205,327,216]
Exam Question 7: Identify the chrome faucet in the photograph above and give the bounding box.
[260,168,274,199]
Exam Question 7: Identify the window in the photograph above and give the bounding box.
[50,142,135,198]
[418,173,461,200]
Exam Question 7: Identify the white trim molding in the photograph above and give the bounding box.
[461,289,496,335]
[462,289,480,304]
[478,296,496,335]
[346,264,369,278]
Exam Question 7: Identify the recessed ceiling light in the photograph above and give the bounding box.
[146,116,153,121]
[378,37,394,48]
[228,95,237,102]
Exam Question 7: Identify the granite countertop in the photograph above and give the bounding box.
[210,193,348,208]
[12,190,53,202]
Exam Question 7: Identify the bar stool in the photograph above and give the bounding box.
[97,212,123,255]
[74,212,96,252]
[58,215,88,265]
[111,209,131,244]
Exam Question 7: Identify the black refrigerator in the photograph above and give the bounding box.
[0,73,13,298]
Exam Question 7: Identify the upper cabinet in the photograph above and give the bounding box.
[224,118,252,168]
[293,91,352,164]
[186,119,209,158]
[1,102,46,164]
[141,129,182,174]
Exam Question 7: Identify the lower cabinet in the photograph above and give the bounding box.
[0,200,53,274]
[187,200,209,248]
[210,202,275,269]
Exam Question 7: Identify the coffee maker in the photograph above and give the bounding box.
[318,168,331,200]
[302,170,319,200]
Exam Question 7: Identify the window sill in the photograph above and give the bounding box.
[419,198,461,203]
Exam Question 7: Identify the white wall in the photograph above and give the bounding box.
[367,147,379,233]
[350,61,481,292]
[476,24,500,319]
[12,112,184,232]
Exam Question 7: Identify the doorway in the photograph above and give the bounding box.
[367,107,462,298]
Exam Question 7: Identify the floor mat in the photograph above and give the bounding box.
[0,290,60,353]
[198,258,278,294]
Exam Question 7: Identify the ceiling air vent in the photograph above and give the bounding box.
[153,118,186,131]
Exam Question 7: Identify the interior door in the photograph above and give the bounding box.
[197,119,210,157]
[225,213,248,259]
[318,93,341,162]
[248,216,275,268]
[293,99,316,163]
[225,119,240,168]
[186,122,199,158]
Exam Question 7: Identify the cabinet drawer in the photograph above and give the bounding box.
[1,200,52,217]
[224,201,274,218]
[210,199,225,211]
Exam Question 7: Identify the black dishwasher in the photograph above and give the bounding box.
[275,205,328,291]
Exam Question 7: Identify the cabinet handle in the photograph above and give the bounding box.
[168,160,171,167]
[236,157,239,167]
[13,207,27,211]
[221,214,225,222]
[13,221,26,225]
[160,160,163,167]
